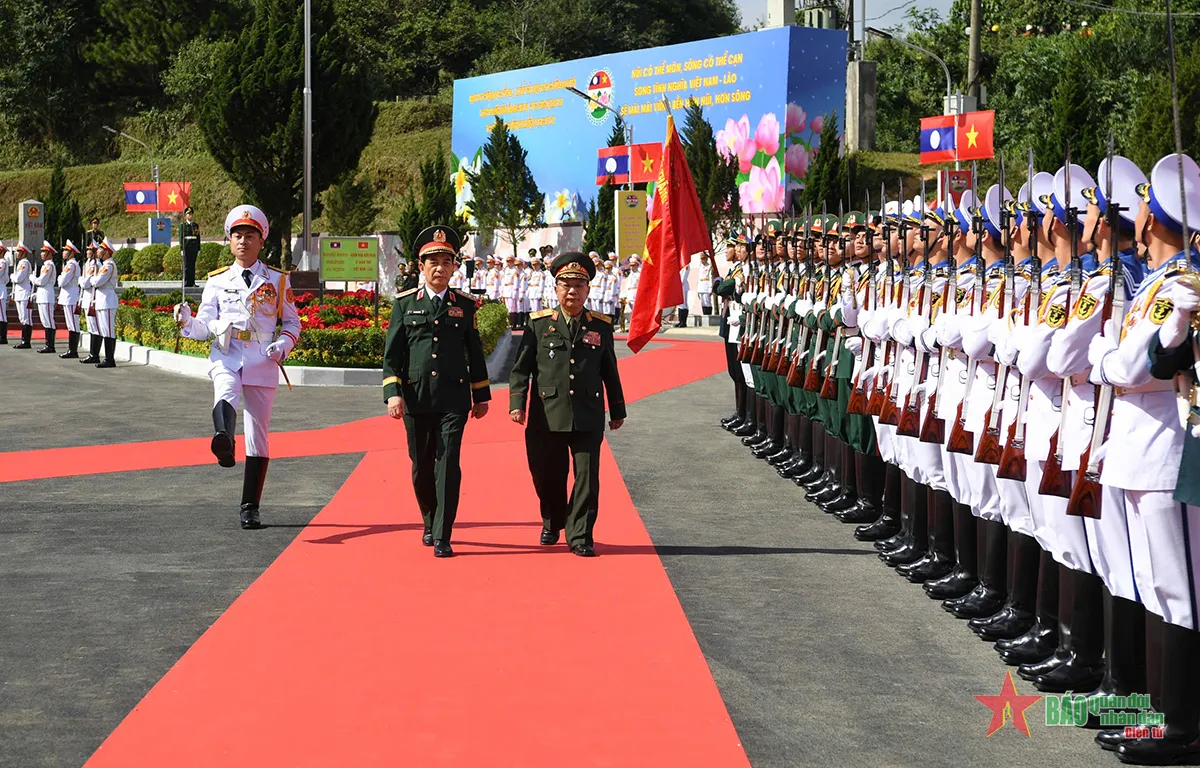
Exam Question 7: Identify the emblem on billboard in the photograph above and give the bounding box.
[586,69,614,125]
[623,194,640,207]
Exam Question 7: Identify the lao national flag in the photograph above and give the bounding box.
[124,182,158,212]
[956,110,995,162]
[596,146,630,185]
[919,115,957,164]
[630,142,663,184]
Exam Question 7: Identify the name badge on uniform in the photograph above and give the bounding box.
[407,309,426,314]
[583,330,601,346]
[449,306,463,318]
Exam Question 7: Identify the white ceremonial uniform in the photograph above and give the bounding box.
[679,262,691,313]
[79,257,98,319]
[698,264,713,312]
[33,258,57,329]
[58,258,81,333]
[527,268,544,312]
[516,267,530,313]
[622,266,640,313]
[501,266,518,312]
[486,267,500,301]
[0,254,9,324]
[90,255,120,338]
[12,256,32,325]
[600,270,618,314]
[470,264,487,293]
[1091,252,1200,628]
[588,267,603,310]
[180,260,301,459]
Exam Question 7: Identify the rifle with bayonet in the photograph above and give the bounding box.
[947,162,986,455]
[868,185,896,417]
[878,181,910,426]
[819,202,846,400]
[976,155,1014,465]
[920,196,956,444]
[803,205,831,392]
[898,179,933,437]
[847,189,877,415]
[786,210,817,386]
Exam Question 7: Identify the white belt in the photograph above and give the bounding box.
[235,330,276,343]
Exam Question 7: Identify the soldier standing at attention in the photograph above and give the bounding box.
[57,240,82,358]
[383,226,491,558]
[0,241,10,344]
[174,206,301,529]
[79,245,100,362]
[85,217,104,248]
[32,242,58,354]
[509,251,627,557]
[10,242,34,349]
[181,206,201,288]
[89,239,120,368]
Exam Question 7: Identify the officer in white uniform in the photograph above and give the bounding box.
[0,241,9,344]
[79,244,102,363]
[10,242,34,349]
[57,240,82,358]
[32,242,59,353]
[698,252,714,319]
[620,254,641,331]
[89,238,120,368]
[527,256,545,312]
[174,205,301,529]
[675,258,692,327]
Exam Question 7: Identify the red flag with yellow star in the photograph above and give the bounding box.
[956,110,994,162]
[158,182,192,212]
[627,115,710,354]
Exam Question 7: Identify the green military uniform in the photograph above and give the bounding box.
[382,226,491,553]
[510,252,626,555]
[181,208,201,287]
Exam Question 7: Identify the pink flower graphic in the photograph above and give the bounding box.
[716,116,757,173]
[811,115,824,135]
[739,157,785,214]
[786,103,807,135]
[754,113,780,157]
[785,143,810,180]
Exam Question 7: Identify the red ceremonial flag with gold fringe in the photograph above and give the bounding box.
[627,114,710,353]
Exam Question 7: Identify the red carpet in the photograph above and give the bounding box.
[61,338,750,766]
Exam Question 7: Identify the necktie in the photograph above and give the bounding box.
[432,294,441,312]
[566,316,577,338]
[242,269,253,287]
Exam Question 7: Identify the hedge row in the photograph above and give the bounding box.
[114,242,231,279]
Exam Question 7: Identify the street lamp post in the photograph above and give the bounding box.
[565,86,633,191]
[103,125,159,218]
[303,0,313,271]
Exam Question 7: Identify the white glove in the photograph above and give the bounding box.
[813,300,827,314]
[1087,334,1118,384]
[795,299,813,316]
[996,330,1021,366]
[845,336,863,356]
[892,319,915,347]
[173,303,191,324]
[916,326,940,355]
[264,340,288,363]
[1159,290,1199,349]
[860,365,879,388]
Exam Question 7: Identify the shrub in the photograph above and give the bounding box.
[197,242,224,274]
[216,245,234,268]
[120,286,146,301]
[114,247,136,276]
[476,301,509,358]
[132,243,168,276]
[163,245,182,277]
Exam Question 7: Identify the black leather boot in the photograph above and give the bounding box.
[946,520,1007,619]
[732,386,758,436]
[14,324,32,349]
[767,412,796,465]
[95,337,116,367]
[881,477,928,566]
[794,421,826,486]
[81,333,101,363]
[864,463,904,543]
[0,320,7,344]
[722,383,744,429]
[804,431,840,497]
[59,331,79,358]
[1115,622,1200,765]
[971,532,1039,640]
[211,401,238,468]
[36,325,56,353]
[924,502,979,599]
[897,489,955,583]
[778,414,811,477]
[1034,569,1105,693]
[997,550,1060,664]
[240,456,269,529]
[753,403,785,458]
[674,308,688,328]
[1077,592,1147,729]
[742,396,770,446]
[1019,568,1077,682]
[838,450,882,523]
[820,442,859,513]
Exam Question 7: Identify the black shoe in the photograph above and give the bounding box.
[946,585,1006,619]
[1117,736,1200,764]
[12,340,30,349]
[1018,650,1068,682]
[793,463,824,486]
[856,515,901,542]
[433,540,454,557]
[36,344,55,353]
[571,544,596,557]
[836,502,880,525]
[540,529,560,545]
[741,428,768,447]
[765,446,794,466]
[751,439,780,458]
[880,543,926,567]
[1097,729,1129,752]
[923,567,979,600]
[211,432,236,468]
[997,627,1059,666]
[59,349,78,359]
[731,421,756,437]
[95,358,115,368]
[971,607,1037,641]
[80,354,99,363]
[897,552,955,584]
[422,533,434,546]
[1033,654,1105,693]
[240,504,262,530]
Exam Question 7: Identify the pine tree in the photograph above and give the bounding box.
[1034,52,1103,174]
[43,163,83,267]
[680,100,740,240]
[323,173,381,235]
[198,0,376,266]
[582,122,625,255]
[801,111,844,212]
[466,117,543,258]
[395,144,467,260]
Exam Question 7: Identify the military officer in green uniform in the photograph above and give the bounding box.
[509,251,627,557]
[181,206,201,287]
[383,225,491,558]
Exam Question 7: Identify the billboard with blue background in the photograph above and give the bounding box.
[452,25,847,225]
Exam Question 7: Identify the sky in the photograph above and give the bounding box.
[735,0,955,37]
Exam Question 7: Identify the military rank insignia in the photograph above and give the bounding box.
[1074,293,1099,321]
[449,306,463,318]
[583,330,601,346]
[286,288,295,303]
[1046,303,1068,328]
[1149,297,1175,325]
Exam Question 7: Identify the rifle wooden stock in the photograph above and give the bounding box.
[802,358,823,392]
[878,382,901,425]
[750,339,765,366]
[996,421,1027,481]
[896,396,921,437]
[973,411,1003,465]
[785,351,804,386]
[945,403,974,454]
[866,342,892,415]
[819,370,837,400]
[1039,433,1072,497]
[1067,459,1103,519]
[764,343,779,372]
[737,336,749,362]
[847,381,869,415]
[919,398,945,444]
[773,343,791,375]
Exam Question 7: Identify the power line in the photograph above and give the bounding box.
[864,0,918,23]
[1060,0,1200,17]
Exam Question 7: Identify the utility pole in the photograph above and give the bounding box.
[967,0,982,98]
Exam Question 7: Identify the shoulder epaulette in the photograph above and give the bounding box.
[453,289,477,304]
[265,264,286,274]
[589,311,612,324]
[1165,263,1189,277]
[530,308,554,320]
[207,266,230,277]
[396,286,421,299]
